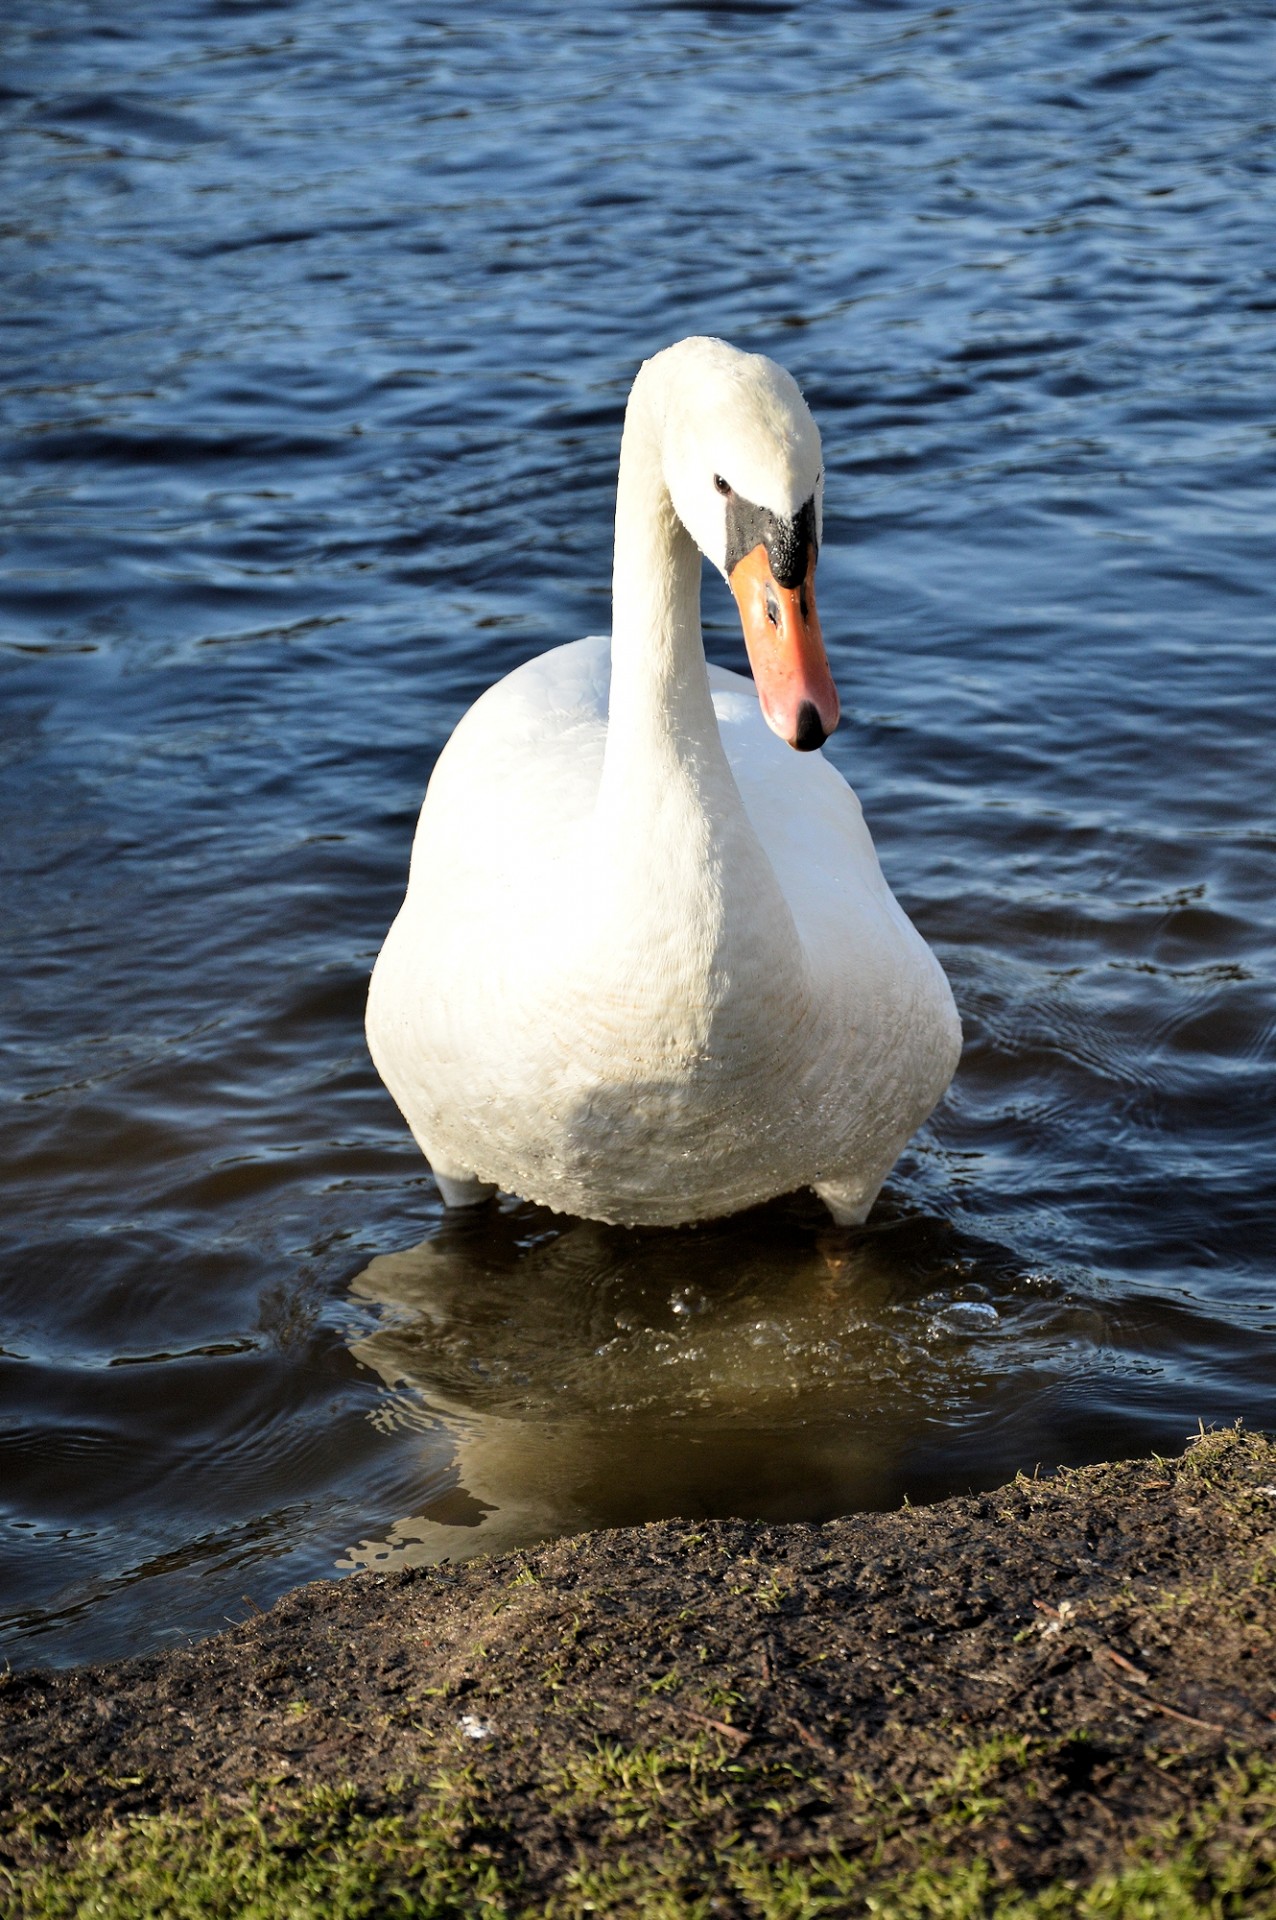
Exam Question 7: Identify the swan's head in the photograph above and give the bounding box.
[652,336,838,751]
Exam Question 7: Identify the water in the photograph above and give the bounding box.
[2,0,1274,1670]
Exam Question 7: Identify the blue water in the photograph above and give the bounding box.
[2,0,1274,1668]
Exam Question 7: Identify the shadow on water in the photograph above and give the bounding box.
[340,1193,1129,1571]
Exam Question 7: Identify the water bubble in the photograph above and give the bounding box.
[929,1301,1001,1337]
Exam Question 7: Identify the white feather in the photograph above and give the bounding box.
[367,339,960,1226]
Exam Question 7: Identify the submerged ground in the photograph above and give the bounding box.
[4,1427,1274,1916]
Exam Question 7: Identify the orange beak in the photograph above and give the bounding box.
[728,544,840,751]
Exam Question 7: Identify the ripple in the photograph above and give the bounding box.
[1,0,1274,1667]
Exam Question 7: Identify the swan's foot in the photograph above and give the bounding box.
[432,1168,498,1209]
[813,1176,880,1227]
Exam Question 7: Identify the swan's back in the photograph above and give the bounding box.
[412,638,914,991]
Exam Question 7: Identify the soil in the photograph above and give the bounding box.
[3,1427,1275,1912]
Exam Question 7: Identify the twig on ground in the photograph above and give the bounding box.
[784,1714,830,1754]
[684,1711,751,1748]
[1094,1646,1150,1684]
[1107,1677,1228,1737]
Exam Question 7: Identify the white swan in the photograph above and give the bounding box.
[367,337,960,1227]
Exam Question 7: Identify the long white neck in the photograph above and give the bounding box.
[587,360,805,1027]
[599,360,736,815]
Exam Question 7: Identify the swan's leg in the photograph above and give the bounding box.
[430,1162,498,1209]
[813,1174,882,1227]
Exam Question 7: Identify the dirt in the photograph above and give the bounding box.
[3,1427,1275,1911]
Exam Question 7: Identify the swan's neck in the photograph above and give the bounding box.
[600,383,733,810]
[589,367,804,1024]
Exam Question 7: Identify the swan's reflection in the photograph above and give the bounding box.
[341,1197,1099,1571]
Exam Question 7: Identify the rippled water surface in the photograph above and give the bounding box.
[3,0,1275,1668]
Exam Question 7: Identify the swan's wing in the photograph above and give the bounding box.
[411,643,906,953]
[410,636,612,886]
[712,662,959,1142]
[369,637,613,1120]
[708,662,910,962]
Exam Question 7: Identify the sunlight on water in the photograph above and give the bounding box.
[1,0,1273,1667]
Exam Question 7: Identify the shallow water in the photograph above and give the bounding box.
[2,0,1274,1669]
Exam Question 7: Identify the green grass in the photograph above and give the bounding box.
[9,1780,511,1920]
[7,1749,1276,1920]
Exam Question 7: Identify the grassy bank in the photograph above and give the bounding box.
[4,1429,1275,1917]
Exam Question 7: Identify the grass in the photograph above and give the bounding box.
[7,1747,1275,1919]
[8,1432,1276,1917]
[9,1781,511,1920]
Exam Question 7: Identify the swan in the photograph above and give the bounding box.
[366,336,960,1227]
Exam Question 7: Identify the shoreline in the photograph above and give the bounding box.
[4,1427,1274,1915]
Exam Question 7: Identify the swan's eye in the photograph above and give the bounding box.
[713,474,732,497]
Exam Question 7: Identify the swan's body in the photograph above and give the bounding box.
[367,338,959,1226]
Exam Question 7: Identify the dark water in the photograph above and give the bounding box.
[3,0,1275,1669]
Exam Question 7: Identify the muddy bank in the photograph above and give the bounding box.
[3,1428,1275,1914]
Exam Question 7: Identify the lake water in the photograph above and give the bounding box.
[2,0,1274,1669]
